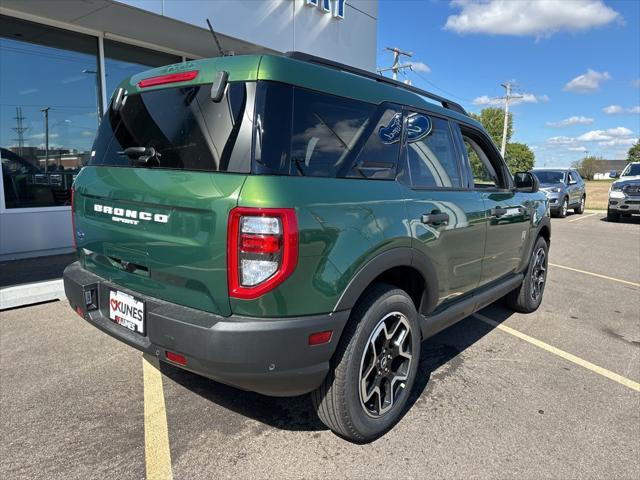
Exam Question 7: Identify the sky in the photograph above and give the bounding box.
[376,0,640,167]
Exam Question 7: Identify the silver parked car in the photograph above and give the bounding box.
[532,168,586,218]
[607,162,640,222]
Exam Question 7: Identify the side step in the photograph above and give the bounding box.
[419,274,523,340]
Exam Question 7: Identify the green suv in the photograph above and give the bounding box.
[63,53,550,442]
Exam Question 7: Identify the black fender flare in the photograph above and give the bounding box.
[333,247,439,315]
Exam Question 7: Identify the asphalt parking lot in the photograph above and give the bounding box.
[1,212,639,480]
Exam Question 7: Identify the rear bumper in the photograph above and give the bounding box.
[63,262,349,396]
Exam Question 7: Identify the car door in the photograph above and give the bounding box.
[567,171,580,205]
[399,110,486,310]
[456,124,532,287]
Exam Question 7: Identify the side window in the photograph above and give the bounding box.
[459,127,509,189]
[346,106,402,180]
[290,88,375,177]
[401,113,461,189]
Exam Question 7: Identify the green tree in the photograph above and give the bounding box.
[627,141,640,163]
[571,156,604,180]
[470,107,512,147]
[505,142,535,173]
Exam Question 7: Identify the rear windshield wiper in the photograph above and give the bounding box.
[118,146,161,167]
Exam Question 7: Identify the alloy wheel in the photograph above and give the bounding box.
[358,312,413,418]
[530,247,547,301]
[561,199,568,216]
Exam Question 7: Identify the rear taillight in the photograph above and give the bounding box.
[70,187,76,249]
[228,207,298,299]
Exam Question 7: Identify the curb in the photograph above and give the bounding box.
[0,279,65,310]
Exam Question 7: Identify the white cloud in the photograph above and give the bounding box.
[30,133,59,140]
[409,61,431,73]
[444,0,620,38]
[546,115,594,127]
[564,69,611,93]
[598,137,638,147]
[604,104,640,115]
[577,127,633,141]
[472,92,549,107]
[547,136,577,145]
[567,146,588,152]
[603,105,624,114]
[633,79,640,88]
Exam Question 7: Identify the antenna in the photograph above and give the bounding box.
[206,18,225,57]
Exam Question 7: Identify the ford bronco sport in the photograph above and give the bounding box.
[63,53,550,442]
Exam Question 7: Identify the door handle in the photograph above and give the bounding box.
[490,207,508,218]
[421,211,449,226]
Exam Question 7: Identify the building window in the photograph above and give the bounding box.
[103,39,181,100]
[1,15,99,209]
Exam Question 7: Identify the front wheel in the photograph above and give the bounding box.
[505,236,549,313]
[607,208,620,222]
[574,195,585,214]
[311,284,421,443]
[558,197,569,218]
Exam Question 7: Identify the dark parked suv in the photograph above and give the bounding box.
[63,53,550,442]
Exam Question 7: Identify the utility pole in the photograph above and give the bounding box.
[41,107,51,173]
[499,82,523,158]
[12,107,28,158]
[378,47,413,81]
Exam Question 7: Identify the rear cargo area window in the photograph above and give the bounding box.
[89,82,253,173]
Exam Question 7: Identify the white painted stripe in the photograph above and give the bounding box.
[568,212,597,222]
[143,354,173,480]
[475,313,640,392]
[549,263,640,288]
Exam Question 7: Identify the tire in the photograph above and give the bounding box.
[558,197,568,218]
[574,195,585,214]
[311,283,421,443]
[505,236,548,313]
[607,208,620,222]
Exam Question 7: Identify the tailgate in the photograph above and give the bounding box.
[74,166,246,316]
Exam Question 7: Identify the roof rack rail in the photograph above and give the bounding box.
[284,51,468,116]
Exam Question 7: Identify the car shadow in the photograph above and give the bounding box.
[160,304,515,436]
[599,215,640,224]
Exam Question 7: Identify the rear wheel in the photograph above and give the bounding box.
[558,197,568,218]
[311,284,421,443]
[574,195,585,214]
[505,236,548,313]
[607,208,620,222]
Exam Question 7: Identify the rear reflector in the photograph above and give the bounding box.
[308,330,333,346]
[240,234,280,254]
[165,351,187,366]
[75,306,84,318]
[138,70,199,88]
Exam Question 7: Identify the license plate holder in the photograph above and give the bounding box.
[109,290,145,335]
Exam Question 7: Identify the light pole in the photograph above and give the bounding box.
[40,107,51,173]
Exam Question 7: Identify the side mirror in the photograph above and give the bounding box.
[514,172,539,193]
[609,171,619,179]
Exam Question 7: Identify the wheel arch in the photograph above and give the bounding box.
[333,247,439,316]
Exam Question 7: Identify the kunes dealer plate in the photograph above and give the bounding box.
[109,290,145,335]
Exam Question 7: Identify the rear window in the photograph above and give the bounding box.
[89,82,253,173]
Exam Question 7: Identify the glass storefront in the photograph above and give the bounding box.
[104,39,181,100]
[0,15,183,210]
[0,15,99,209]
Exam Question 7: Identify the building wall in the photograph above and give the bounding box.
[117,0,378,70]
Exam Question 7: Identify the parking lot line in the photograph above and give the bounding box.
[143,354,173,480]
[549,263,640,288]
[474,313,640,392]
[568,213,597,222]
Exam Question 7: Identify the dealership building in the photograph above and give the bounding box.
[0,0,378,260]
